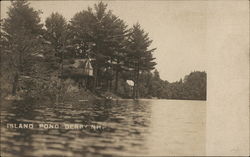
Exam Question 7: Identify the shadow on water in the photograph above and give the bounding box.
[1,98,41,157]
[1,98,206,156]
[1,98,154,157]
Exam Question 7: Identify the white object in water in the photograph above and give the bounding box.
[126,80,134,86]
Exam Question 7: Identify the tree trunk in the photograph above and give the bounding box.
[114,60,120,93]
[12,73,19,96]
[94,66,99,89]
[136,70,140,99]
[133,83,136,99]
[19,50,23,73]
[134,59,140,99]
[61,50,64,78]
[12,50,23,96]
[106,79,109,91]
[133,71,139,99]
[115,70,119,93]
[109,80,112,91]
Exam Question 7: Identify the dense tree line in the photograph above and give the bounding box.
[1,0,206,101]
[114,70,206,100]
[138,70,206,100]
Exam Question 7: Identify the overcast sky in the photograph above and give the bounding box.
[1,0,208,82]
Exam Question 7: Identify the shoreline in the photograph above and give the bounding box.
[2,94,206,102]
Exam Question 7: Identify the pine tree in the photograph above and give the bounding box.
[2,0,44,95]
[103,14,129,92]
[126,23,156,99]
[69,2,129,91]
[45,12,67,59]
[68,9,95,59]
[45,12,68,78]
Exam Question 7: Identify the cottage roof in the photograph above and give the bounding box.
[63,58,94,77]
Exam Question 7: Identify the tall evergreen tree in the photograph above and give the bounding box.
[45,12,67,59]
[68,8,95,59]
[45,12,68,78]
[126,23,156,99]
[2,0,44,95]
[69,2,129,90]
[102,14,129,92]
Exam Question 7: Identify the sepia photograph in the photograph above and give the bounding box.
[0,0,249,156]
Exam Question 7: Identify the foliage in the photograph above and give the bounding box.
[140,71,207,100]
[125,23,156,98]
[45,12,67,59]
[1,1,206,101]
[68,2,129,92]
[1,0,59,100]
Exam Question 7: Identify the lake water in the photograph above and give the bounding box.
[1,99,206,156]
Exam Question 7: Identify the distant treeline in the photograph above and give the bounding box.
[115,70,206,100]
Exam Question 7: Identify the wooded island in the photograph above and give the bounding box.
[1,1,206,101]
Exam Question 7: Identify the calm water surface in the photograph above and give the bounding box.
[1,99,206,156]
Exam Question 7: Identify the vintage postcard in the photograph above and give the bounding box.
[0,0,249,156]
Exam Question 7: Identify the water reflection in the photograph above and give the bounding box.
[1,98,205,156]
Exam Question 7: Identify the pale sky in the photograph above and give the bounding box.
[1,0,208,82]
